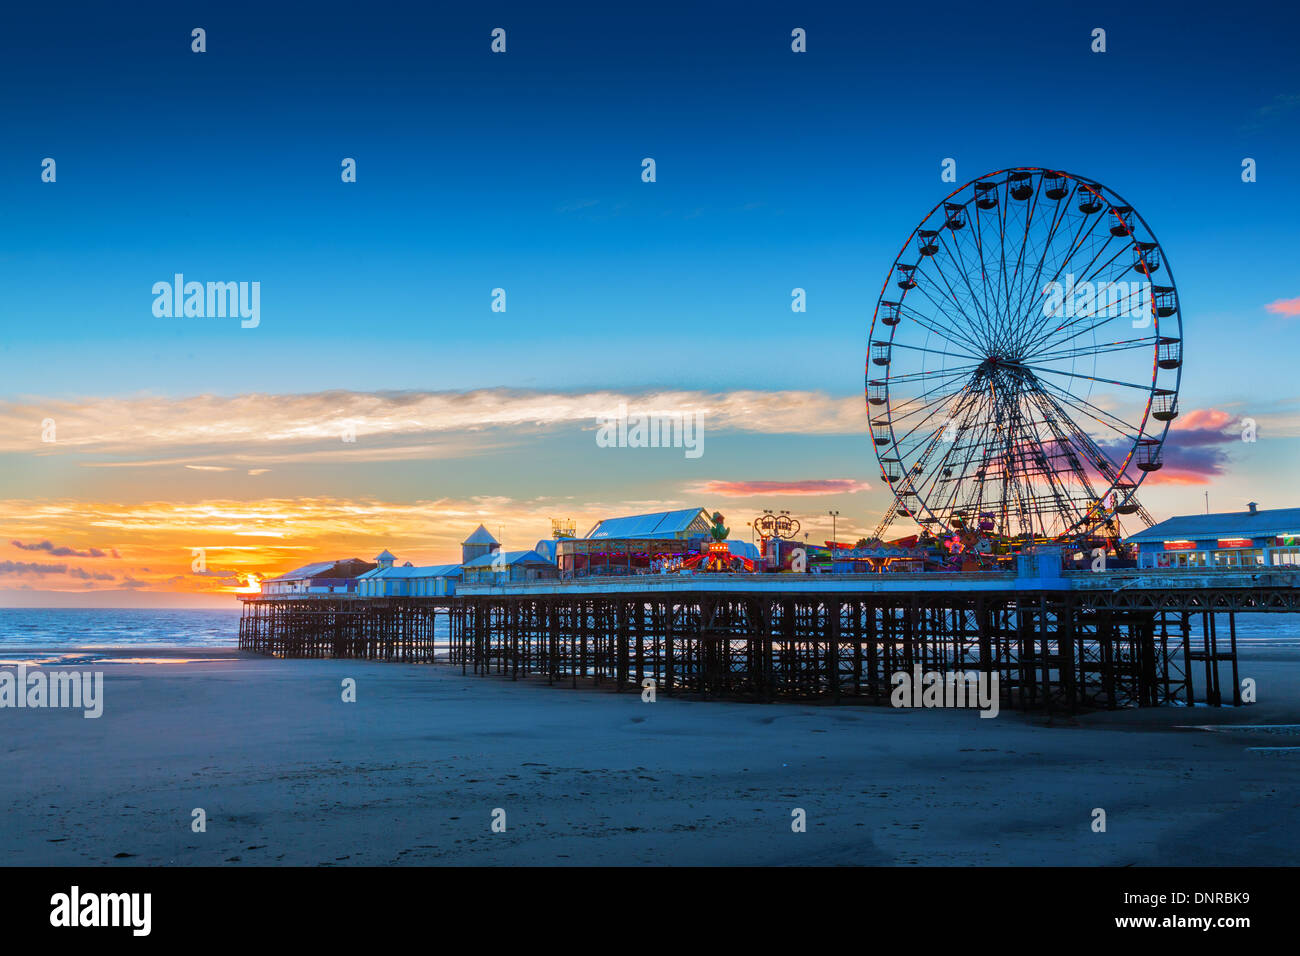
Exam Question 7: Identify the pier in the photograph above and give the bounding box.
[237,568,1300,710]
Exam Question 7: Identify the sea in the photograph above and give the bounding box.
[0,608,1297,649]
[0,608,245,648]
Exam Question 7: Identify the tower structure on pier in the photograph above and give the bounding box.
[461,525,500,565]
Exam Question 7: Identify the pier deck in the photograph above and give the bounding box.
[237,569,1299,710]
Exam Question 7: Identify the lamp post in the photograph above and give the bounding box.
[829,509,840,545]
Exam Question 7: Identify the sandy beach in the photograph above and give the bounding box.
[2,646,1298,866]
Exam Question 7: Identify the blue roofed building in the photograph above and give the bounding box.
[355,556,463,597]
[1125,502,1300,569]
[557,507,757,577]
[462,549,559,586]
[532,538,561,564]
[584,508,714,541]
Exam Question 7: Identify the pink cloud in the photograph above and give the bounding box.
[1132,409,1238,485]
[1140,469,1219,486]
[1174,408,1233,431]
[1265,296,1300,317]
[691,479,871,498]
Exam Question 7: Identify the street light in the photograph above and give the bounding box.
[829,509,840,544]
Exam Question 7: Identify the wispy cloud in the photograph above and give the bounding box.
[11,539,109,558]
[0,388,866,465]
[688,478,871,497]
[556,198,600,213]
[1244,92,1300,130]
[1265,296,1300,317]
[0,560,114,581]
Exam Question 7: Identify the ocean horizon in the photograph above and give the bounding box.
[2,607,1299,650]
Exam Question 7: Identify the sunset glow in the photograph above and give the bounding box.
[0,391,1287,604]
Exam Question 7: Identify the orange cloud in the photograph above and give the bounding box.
[0,495,696,599]
[1265,296,1300,317]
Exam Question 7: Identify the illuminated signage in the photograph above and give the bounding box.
[1217,538,1254,549]
[1277,534,1300,547]
[1162,540,1196,551]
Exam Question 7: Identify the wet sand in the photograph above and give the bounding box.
[2,646,1298,866]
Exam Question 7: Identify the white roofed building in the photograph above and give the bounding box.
[355,555,463,597]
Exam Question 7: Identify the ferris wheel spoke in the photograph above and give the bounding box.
[1000,180,1063,353]
[1013,395,1097,530]
[891,392,972,445]
[916,272,993,356]
[1022,245,1139,354]
[994,201,1022,352]
[1010,232,1092,355]
[994,178,1015,345]
[889,426,954,507]
[898,297,989,358]
[1013,221,1127,354]
[1006,194,1096,328]
[884,339,985,363]
[1009,404,1072,535]
[1003,187,1050,351]
[932,391,1000,519]
[1031,376,1145,443]
[1005,200,1072,347]
[935,225,1000,339]
[896,422,974,469]
[969,194,1002,337]
[1033,386,1129,481]
[909,394,982,517]
[882,363,982,386]
[1028,287,1156,357]
[888,374,974,424]
[1030,335,1159,364]
[900,271,991,353]
[1013,362,1154,393]
[884,372,984,463]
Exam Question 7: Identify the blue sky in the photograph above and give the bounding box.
[0,0,1298,603]
[2,1,1296,397]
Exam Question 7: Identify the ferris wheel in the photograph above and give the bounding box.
[867,168,1182,543]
